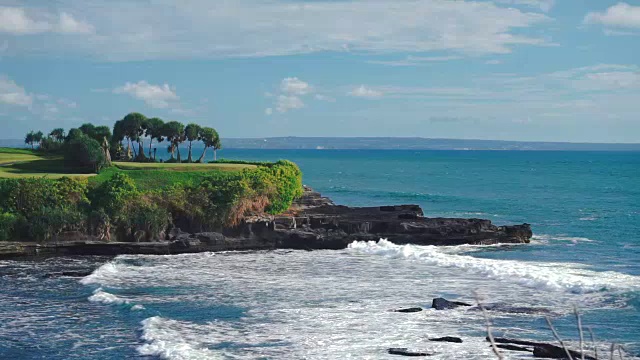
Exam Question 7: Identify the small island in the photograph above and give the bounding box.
[0,113,531,259]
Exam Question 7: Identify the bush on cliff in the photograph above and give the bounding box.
[64,135,107,173]
[0,213,18,241]
[0,177,89,241]
[0,160,303,242]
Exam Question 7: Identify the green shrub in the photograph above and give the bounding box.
[120,200,170,242]
[89,172,139,218]
[28,206,85,241]
[64,135,106,173]
[0,213,18,241]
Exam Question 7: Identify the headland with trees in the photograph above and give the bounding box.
[0,113,303,244]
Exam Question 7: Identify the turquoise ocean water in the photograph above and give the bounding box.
[1,150,639,359]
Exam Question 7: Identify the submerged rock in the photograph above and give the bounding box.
[431,298,472,310]
[490,337,596,360]
[394,307,423,313]
[429,337,463,343]
[388,348,433,357]
[496,344,532,352]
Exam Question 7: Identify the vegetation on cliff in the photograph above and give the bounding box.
[0,112,303,242]
[0,160,302,242]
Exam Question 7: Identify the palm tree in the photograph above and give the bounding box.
[24,131,35,149]
[184,123,202,163]
[145,118,164,160]
[197,127,220,162]
[49,128,65,142]
[162,121,185,162]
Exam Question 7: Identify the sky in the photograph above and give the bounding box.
[0,0,639,143]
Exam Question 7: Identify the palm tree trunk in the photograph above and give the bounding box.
[214,149,217,161]
[129,139,137,158]
[31,143,34,150]
[148,139,153,158]
[197,146,208,163]
[187,141,193,163]
[176,144,182,163]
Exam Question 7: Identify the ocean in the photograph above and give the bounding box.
[1,149,639,359]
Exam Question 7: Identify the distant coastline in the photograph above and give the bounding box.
[2,137,640,151]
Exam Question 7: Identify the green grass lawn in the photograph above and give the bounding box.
[0,147,254,186]
[113,161,255,171]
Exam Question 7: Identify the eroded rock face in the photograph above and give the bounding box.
[431,298,472,310]
[0,187,533,259]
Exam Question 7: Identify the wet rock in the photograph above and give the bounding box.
[388,348,432,357]
[429,337,463,343]
[496,344,532,352]
[395,307,423,313]
[43,270,93,278]
[490,337,596,360]
[432,298,472,310]
[481,304,555,315]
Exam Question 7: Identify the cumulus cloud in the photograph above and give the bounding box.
[368,55,463,67]
[349,86,384,98]
[1,0,550,60]
[0,6,93,35]
[267,77,325,114]
[113,81,179,109]
[584,3,640,29]
[275,95,304,113]
[0,75,32,106]
[281,77,312,95]
[494,0,555,13]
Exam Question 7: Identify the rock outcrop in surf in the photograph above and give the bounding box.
[0,187,532,258]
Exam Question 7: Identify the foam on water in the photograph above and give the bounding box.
[139,316,223,360]
[348,239,640,294]
[88,288,130,305]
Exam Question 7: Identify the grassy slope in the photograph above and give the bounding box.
[0,148,254,187]
[90,162,255,190]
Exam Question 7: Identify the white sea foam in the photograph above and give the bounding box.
[88,288,130,305]
[80,262,120,285]
[347,239,639,294]
[138,316,223,360]
[532,234,596,244]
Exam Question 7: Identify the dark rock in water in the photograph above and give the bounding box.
[533,344,596,360]
[388,348,432,357]
[429,337,463,343]
[395,307,423,313]
[481,304,555,315]
[496,344,532,352]
[0,187,534,259]
[432,298,472,310]
[43,270,93,278]
[490,337,596,360]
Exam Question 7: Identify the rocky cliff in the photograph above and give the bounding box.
[0,186,531,259]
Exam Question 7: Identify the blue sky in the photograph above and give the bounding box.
[0,0,639,142]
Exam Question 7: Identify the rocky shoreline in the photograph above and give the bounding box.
[0,186,532,259]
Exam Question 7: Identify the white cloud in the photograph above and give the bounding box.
[485,59,503,65]
[0,6,93,35]
[281,77,312,95]
[315,94,336,102]
[494,0,555,13]
[584,3,640,29]
[0,75,32,106]
[57,12,94,34]
[4,0,550,60]
[113,81,179,109]
[275,95,304,113]
[349,86,384,98]
[368,55,463,66]
[265,108,273,116]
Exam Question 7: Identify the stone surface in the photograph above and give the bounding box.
[0,187,533,259]
[394,307,423,313]
[388,348,432,357]
[431,298,473,310]
[429,337,463,343]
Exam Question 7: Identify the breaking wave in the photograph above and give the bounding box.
[347,239,640,294]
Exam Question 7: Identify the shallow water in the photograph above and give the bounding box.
[1,150,639,359]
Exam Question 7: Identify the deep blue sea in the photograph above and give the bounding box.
[1,150,639,359]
